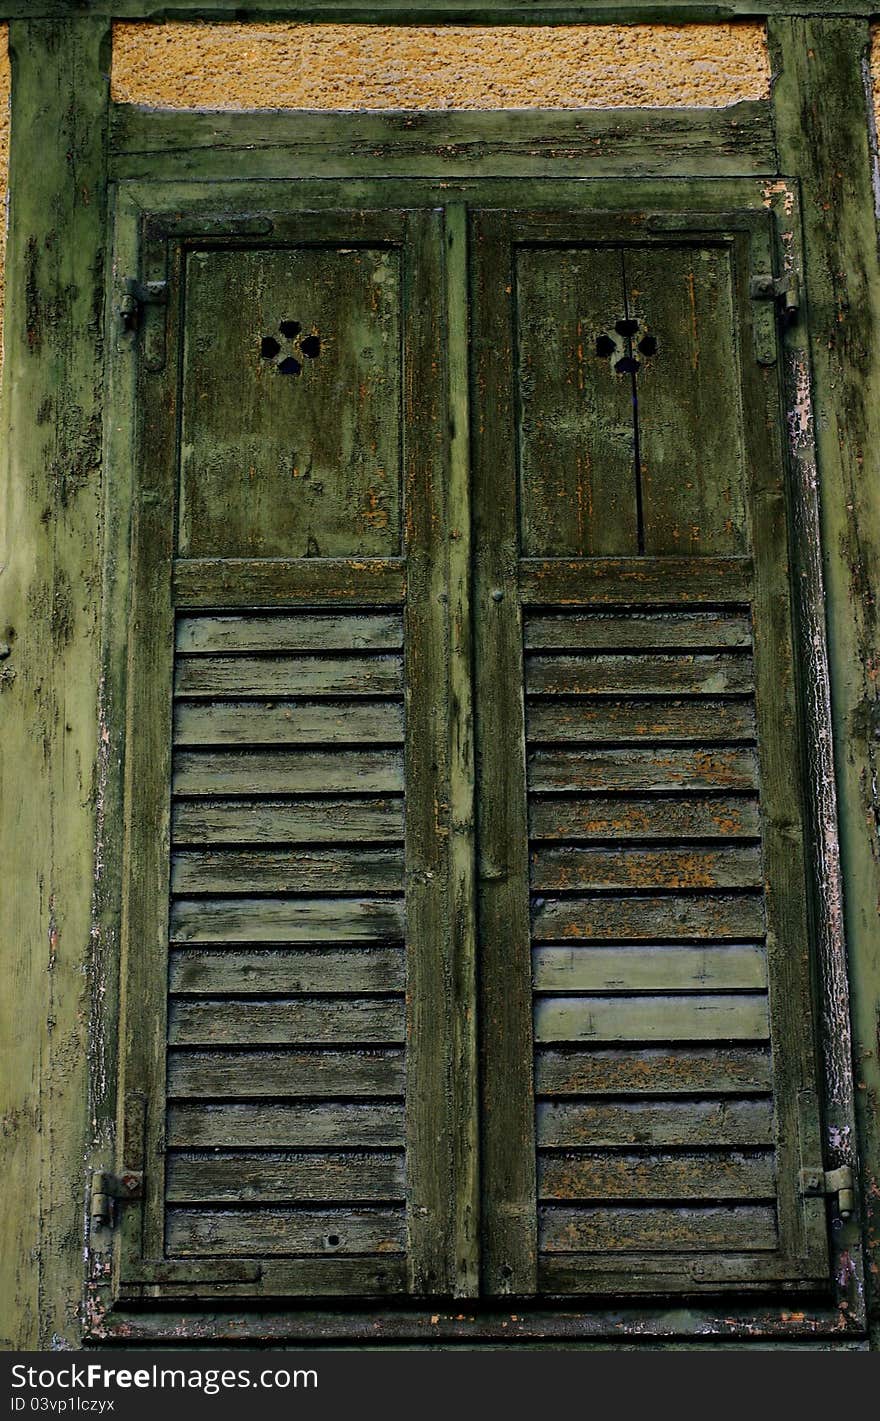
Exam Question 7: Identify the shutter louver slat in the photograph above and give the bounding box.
[165,609,407,1272]
[527,607,778,1256]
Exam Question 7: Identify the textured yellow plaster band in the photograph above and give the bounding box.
[112,22,769,111]
[0,26,9,366]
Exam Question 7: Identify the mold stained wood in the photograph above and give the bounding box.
[2,2,879,18]
[0,18,111,1349]
[108,105,778,184]
[769,16,880,1351]
[2,7,878,1357]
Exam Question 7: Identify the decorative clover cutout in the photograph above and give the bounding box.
[595,317,657,375]
[260,319,322,377]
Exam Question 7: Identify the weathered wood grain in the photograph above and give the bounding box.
[533,1046,772,1095]
[529,794,761,841]
[173,557,406,608]
[168,946,405,994]
[174,653,404,698]
[628,244,748,556]
[537,1151,776,1201]
[173,748,404,796]
[168,1101,405,1148]
[170,847,405,894]
[174,699,405,747]
[178,244,402,560]
[536,1098,773,1148]
[172,796,405,845]
[516,245,636,557]
[108,102,778,184]
[170,895,405,944]
[168,996,405,1045]
[176,612,403,653]
[526,653,753,697]
[530,846,763,892]
[166,1047,405,1097]
[519,556,754,605]
[167,1206,406,1256]
[531,893,766,941]
[525,612,752,651]
[166,1150,406,1202]
[533,993,769,1043]
[528,747,759,793]
[532,943,767,992]
[0,16,111,1349]
[539,1205,776,1252]
[526,698,757,745]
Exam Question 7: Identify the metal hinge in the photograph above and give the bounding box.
[118,277,168,335]
[749,271,800,319]
[799,1164,855,1217]
[89,1169,143,1232]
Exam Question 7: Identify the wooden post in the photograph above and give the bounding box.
[0,18,110,1348]
[769,16,880,1347]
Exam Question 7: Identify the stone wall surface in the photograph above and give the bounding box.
[111,21,770,110]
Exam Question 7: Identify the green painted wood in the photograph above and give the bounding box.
[526,698,757,744]
[518,555,753,604]
[401,208,463,1296]
[532,893,766,941]
[444,203,481,1298]
[168,946,405,993]
[516,246,636,557]
[0,17,111,1348]
[533,1046,772,1095]
[169,897,404,955]
[173,556,406,607]
[174,653,404,697]
[769,15,879,1338]
[173,699,405,747]
[525,611,753,650]
[537,1099,773,1147]
[168,996,406,1046]
[176,611,403,652]
[117,1258,409,1300]
[166,1048,405,1097]
[538,1151,776,1201]
[172,749,404,795]
[533,993,770,1043]
[7,1,878,18]
[170,846,405,893]
[538,1205,777,1252]
[525,653,754,696]
[166,1150,406,1201]
[178,242,402,560]
[532,943,767,991]
[167,1101,404,1147]
[529,793,761,840]
[109,103,778,184]
[472,209,538,1295]
[528,747,759,792]
[171,796,404,844]
[166,1206,406,1256]
[627,244,749,555]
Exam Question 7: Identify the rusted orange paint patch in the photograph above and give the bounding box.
[112,22,769,111]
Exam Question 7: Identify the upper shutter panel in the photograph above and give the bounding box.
[473,209,829,1297]
[117,209,463,1302]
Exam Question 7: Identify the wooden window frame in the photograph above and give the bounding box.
[93,168,860,1338]
[3,8,879,1351]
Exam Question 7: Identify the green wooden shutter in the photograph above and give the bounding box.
[473,208,829,1297]
[115,207,477,1301]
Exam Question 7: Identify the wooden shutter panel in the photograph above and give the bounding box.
[473,209,829,1297]
[115,208,474,1301]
